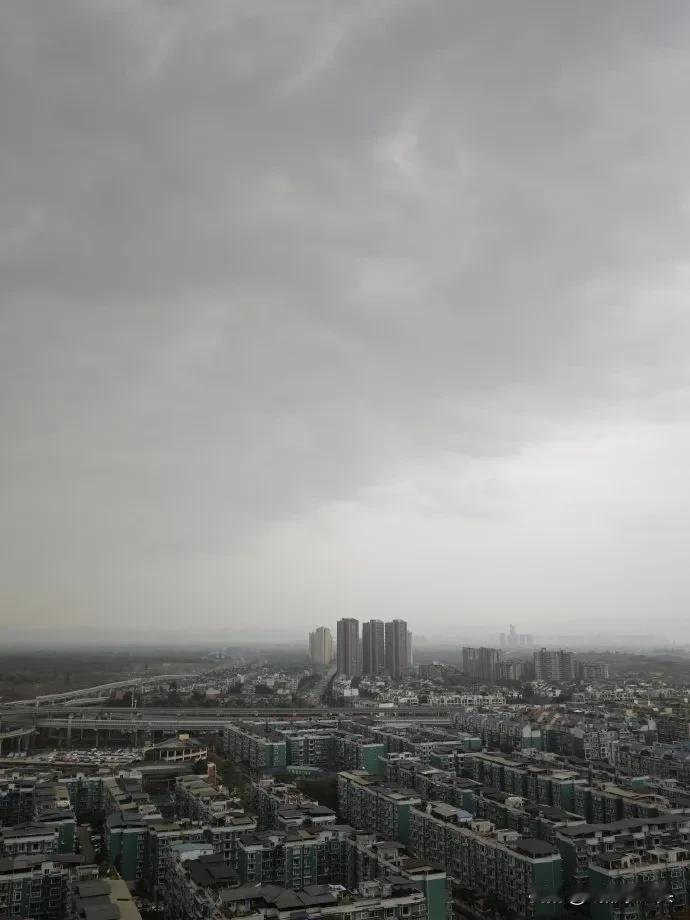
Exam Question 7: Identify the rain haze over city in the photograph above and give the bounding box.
[5,8,690,920]
[3,2,690,650]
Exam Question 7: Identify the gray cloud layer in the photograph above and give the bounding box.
[2,1,690,642]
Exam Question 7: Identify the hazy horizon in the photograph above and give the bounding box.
[3,2,690,640]
[0,623,679,654]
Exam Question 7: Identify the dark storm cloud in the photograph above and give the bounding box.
[2,0,690,638]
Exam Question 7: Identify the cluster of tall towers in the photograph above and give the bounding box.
[336,618,412,679]
[308,619,413,679]
[499,623,534,649]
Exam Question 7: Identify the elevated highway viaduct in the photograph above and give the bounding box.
[1,705,457,749]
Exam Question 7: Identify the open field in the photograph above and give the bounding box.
[0,648,208,703]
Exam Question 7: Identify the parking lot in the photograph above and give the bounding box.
[4,747,143,767]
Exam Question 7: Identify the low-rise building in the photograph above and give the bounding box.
[238,827,349,888]
[174,774,238,825]
[166,847,237,920]
[72,877,143,920]
[337,771,421,844]
[146,734,208,763]
[219,880,430,920]
[555,813,690,894]
[252,778,334,830]
[224,723,287,772]
[0,775,36,827]
[410,803,563,918]
[0,855,96,920]
[0,823,60,859]
[588,847,689,920]
[106,814,148,883]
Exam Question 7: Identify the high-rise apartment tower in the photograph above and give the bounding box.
[309,627,334,666]
[462,646,502,682]
[362,620,385,676]
[336,618,360,677]
[385,619,409,679]
[533,648,575,682]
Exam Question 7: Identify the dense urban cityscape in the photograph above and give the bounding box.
[3,632,690,920]
[4,2,690,920]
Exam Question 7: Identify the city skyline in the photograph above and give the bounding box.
[0,618,671,650]
[5,4,690,918]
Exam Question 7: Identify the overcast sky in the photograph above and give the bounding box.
[2,1,690,645]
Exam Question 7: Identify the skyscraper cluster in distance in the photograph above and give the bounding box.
[338,618,412,679]
[309,619,412,679]
[500,623,534,649]
[460,643,578,684]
